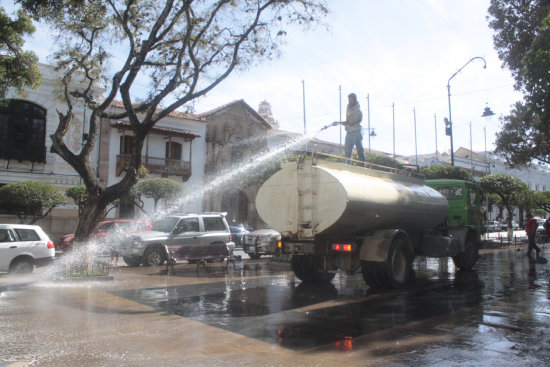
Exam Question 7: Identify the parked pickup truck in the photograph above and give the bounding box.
[242,228,281,259]
[118,213,235,266]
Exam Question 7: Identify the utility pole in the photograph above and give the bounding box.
[470,122,473,176]
[392,102,396,161]
[413,108,418,166]
[302,80,306,135]
[434,113,438,160]
[367,94,371,152]
[339,85,342,155]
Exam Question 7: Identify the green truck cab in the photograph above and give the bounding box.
[425,179,484,237]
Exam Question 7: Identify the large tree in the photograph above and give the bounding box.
[479,173,529,238]
[0,6,41,97]
[133,177,184,212]
[26,0,327,243]
[488,0,550,165]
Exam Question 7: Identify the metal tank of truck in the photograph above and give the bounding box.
[255,156,481,289]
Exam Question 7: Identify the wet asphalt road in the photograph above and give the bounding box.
[1,245,550,366]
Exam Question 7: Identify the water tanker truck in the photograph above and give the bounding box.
[255,156,482,289]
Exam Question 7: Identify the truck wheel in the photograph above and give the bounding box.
[144,245,165,266]
[247,252,261,260]
[291,255,335,283]
[123,256,141,267]
[361,261,390,289]
[385,237,413,288]
[363,236,412,289]
[452,235,478,270]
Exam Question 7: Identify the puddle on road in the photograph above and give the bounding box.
[113,263,486,350]
[113,249,550,354]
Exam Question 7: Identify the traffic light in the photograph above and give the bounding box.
[444,117,452,136]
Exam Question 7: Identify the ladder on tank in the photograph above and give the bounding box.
[297,160,317,239]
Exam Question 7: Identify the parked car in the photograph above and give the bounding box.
[118,213,235,266]
[229,225,253,249]
[501,221,520,231]
[242,227,281,260]
[486,221,502,232]
[536,225,548,243]
[0,224,55,274]
[58,219,152,252]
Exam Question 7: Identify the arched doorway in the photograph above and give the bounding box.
[221,189,248,226]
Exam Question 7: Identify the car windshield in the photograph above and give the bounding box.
[151,217,179,232]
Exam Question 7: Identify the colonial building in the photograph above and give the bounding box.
[0,64,104,239]
[198,100,274,228]
[102,101,206,216]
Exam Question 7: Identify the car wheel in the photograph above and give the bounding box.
[144,246,165,266]
[9,258,34,274]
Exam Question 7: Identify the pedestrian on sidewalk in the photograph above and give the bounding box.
[525,213,541,257]
[544,215,550,241]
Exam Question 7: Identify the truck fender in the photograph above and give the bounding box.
[359,229,412,262]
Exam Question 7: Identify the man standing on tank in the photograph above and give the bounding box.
[334,93,366,162]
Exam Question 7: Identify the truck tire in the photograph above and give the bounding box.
[123,256,141,267]
[362,236,413,289]
[361,261,390,289]
[291,255,335,283]
[385,236,413,288]
[144,245,165,266]
[247,252,261,260]
[452,235,478,270]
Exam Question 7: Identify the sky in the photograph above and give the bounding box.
[14,0,523,158]
[187,0,523,158]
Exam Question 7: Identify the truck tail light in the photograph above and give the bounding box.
[332,243,352,252]
[47,240,55,249]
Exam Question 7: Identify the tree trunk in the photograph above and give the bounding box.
[506,208,513,242]
[74,198,109,243]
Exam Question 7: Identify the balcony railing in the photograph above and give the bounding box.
[116,154,191,181]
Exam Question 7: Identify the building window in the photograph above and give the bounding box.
[165,141,182,160]
[120,135,134,154]
[231,150,243,165]
[0,100,46,162]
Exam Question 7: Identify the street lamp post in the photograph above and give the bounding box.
[447,56,486,166]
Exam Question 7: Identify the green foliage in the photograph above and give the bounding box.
[133,178,184,210]
[533,190,550,212]
[0,7,41,98]
[480,173,531,235]
[364,152,403,169]
[419,165,473,181]
[0,181,67,224]
[65,184,87,215]
[479,173,528,215]
[65,184,87,204]
[488,1,550,165]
